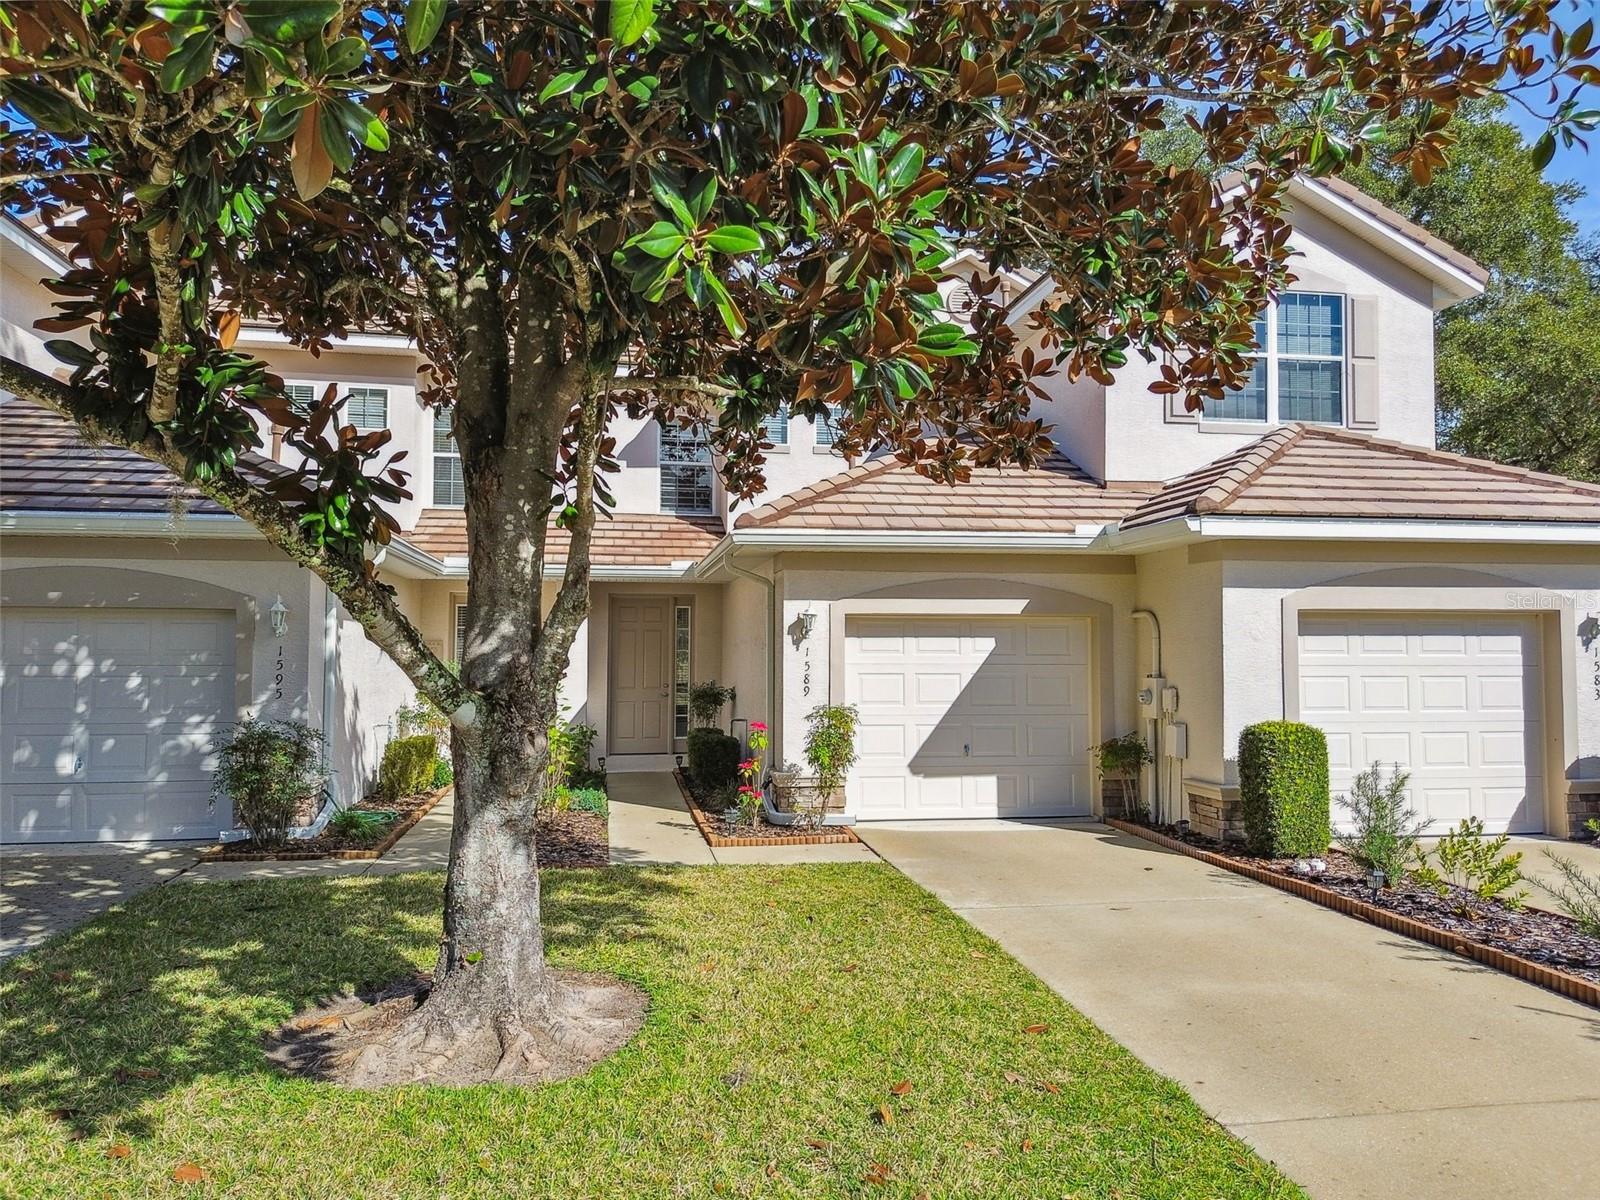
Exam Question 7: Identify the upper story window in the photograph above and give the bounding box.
[345,386,389,430]
[812,405,842,447]
[762,402,789,446]
[433,408,464,507]
[1209,292,1345,425]
[660,422,714,514]
[285,383,316,416]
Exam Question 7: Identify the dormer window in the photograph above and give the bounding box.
[1209,293,1345,425]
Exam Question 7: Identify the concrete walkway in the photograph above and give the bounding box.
[859,819,1600,1200]
[608,771,879,866]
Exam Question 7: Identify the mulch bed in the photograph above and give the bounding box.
[200,786,449,861]
[674,771,861,848]
[1108,818,1600,1006]
[536,808,609,868]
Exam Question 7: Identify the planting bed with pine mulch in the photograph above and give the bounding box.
[675,770,861,847]
[1120,821,1600,991]
[0,865,1302,1199]
[534,808,609,868]
[199,786,449,861]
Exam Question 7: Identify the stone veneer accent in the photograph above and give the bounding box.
[1188,790,1246,844]
[1568,787,1600,840]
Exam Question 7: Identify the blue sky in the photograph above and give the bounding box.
[1508,0,1600,238]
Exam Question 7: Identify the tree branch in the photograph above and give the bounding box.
[0,354,475,727]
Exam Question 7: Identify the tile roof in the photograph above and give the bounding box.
[404,507,724,566]
[1,397,246,515]
[733,453,1155,533]
[1121,424,1600,529]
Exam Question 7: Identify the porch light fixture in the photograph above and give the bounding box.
[674,753,684,769]
[268,595,289,638]
[597,755,606,773]
[796,610,817,640]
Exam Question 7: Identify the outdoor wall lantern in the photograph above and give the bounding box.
[268,595,289,639]
[796,609,817,640]
[674,753,684,769]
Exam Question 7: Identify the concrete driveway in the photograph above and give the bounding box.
[0,844,203,958]
[859,820,1600,1200]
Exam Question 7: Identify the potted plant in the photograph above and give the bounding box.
[767,704,858,827]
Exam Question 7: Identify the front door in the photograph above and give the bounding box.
[609,596,672,755]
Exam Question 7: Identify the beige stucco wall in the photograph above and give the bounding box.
[1132,547,1226,798]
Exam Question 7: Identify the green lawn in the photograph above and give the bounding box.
[0,865,1301,1198]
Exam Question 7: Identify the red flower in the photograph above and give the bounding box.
[739,759,756,771]
[738,784,759,797]
[749,721,768,732]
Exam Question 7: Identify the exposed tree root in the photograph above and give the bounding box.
[266,971,647,1089]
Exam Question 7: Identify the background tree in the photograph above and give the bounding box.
[1,0,1593,1085]
[1341,98,1600,480]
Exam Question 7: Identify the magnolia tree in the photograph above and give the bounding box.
[1,0,1592,1084]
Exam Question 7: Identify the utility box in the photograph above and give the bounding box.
[1138,676,1165,719]
[1165,721,1188,759]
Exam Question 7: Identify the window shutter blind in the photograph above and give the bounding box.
[1348,295,1379,429]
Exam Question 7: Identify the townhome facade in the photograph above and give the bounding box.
[4,174,1598,845]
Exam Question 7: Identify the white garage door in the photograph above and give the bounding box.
[1299,614,1543,834]
[1,609,235,843]
[844,615,1093,820]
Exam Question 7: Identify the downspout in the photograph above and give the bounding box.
[302,586,343,835]
[1130,609,1162,823]
[723,546,778,759]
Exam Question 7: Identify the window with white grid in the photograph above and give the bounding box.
[813,405,841,447]
[659,423,714,514]
[345,386,388,430]
[762,402,789,445]
[1207,293,1345,425]
[433,408,464,507]
[284,383,316,416]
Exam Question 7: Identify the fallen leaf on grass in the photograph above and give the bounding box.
[804,1137,830,1151]
[969,949,987,959]
[106,1144,132,1160]
[1003,1070,1025,1085]
[889,1079,913,1097]
[697,958,717,973]
[114,1067,160,1083]
[1022,1138,1034,1152]
[873,1102,895,1126]
[840,963,859,973]
[1023,1023,1049,1034]
[49,971,71,984]
[765,1161,777,1177]
[863,1163,893,1186]
[171,1162,206,1183]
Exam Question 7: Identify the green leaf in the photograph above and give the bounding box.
[160,30,216,93]
[405,0,448,54]
[329,95,388,151]
[258,92,314,141]
[704,225,762,254]
[321,36,367,77]
[649,169,695,229]
[687,170,718,223]
[886,141,925,191]
[238,0,341,43]
[609,0,657,47]
[318,104,354,172]
[1531,130,1557,170]
[148,1,211,29]
[45,339,96,367]
[539,69,586,103]
[627,220,688,259]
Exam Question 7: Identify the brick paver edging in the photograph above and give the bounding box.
[1106,818,1600,1010]
[672,771,861,848]
[199,786,452,862]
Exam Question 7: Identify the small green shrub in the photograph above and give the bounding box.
[1238,722,1330,857]
[687,727,741,789]
[431,757,454,789]
[394,697,448,747]
[211,719,326,847]
[546,719,600,793]
[565,787,608,817]
[329,807,393,842]
[689,680,733,729]
[1411,817,1528,911]
[1539,850,1600,937]
[378,735,438,800]
[1334,761,1431,886]
[804,705,859,800]
[1092,732,1153,820]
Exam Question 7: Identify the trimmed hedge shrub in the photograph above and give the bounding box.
[379,734,439,800]
[686,727,741,790]
[1238,721,1331,857]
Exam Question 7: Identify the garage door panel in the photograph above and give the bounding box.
[1299,614,1542,835]
[845,615,1092,820]
[1,609,234,843]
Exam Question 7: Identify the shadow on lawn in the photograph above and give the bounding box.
[0,867,687,1138]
